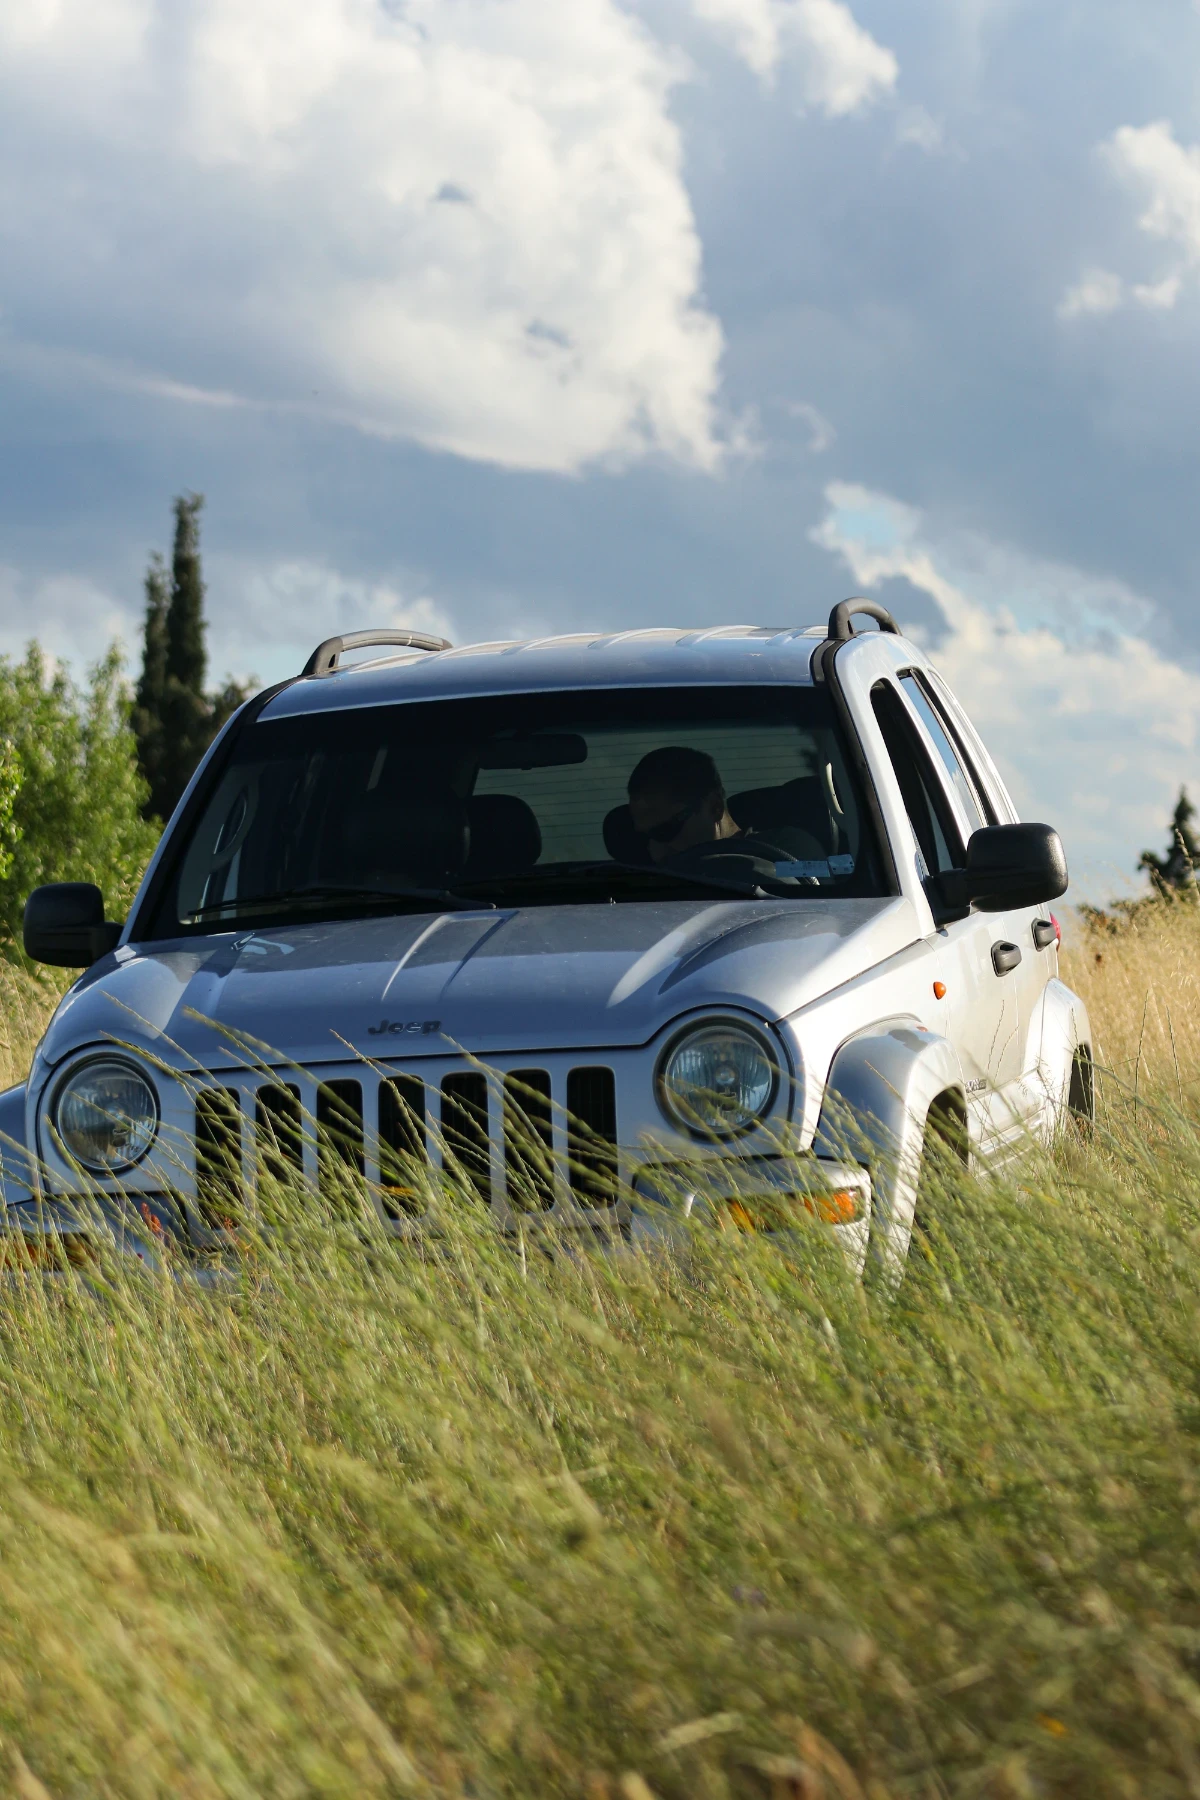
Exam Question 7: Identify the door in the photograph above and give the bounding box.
[870,680,1023,1152]
[898,669,1048,1132]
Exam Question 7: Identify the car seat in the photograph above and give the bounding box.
[602,804,652,866]
[462,794,542,880]
[728,776,840,856]
[338,781,470,888]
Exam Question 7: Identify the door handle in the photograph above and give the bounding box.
[1032,919,1058,951]
[992,941,1022,976]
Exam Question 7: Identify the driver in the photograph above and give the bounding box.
[626,747,789,873]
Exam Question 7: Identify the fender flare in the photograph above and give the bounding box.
[1030,977,1092,1127]
[813,1021,964,1273]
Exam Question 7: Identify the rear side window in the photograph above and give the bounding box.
[898,672,990,835]
[871,681,962,881]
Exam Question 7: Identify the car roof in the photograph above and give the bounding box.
[261,624,848,720]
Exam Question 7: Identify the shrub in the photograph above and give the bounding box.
[0,643,160,955]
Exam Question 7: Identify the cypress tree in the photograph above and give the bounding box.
[158,493,212,817]
[165,493,207,695]
[132,554,170,820]
[134,494,252,823]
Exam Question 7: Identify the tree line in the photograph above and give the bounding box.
[0,495,246,958]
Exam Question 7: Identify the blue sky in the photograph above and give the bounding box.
[3,0,1200,892]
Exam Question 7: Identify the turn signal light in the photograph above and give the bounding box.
[0,1233,99,1270]
[803,1189,860,1224]
[724,1189,860,1231]
[933,981,947,1000]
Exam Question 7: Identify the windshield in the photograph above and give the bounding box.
[142,685,885,937]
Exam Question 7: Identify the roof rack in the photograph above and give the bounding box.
[826,597,900,642]
[301,629,453,678]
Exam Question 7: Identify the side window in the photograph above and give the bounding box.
[870,681,963,881]
[899,672,990,834]
[895,673,993,831]
[924,667,1013,822]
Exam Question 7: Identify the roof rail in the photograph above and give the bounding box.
[301,629,453,677]
[826,597,900,642]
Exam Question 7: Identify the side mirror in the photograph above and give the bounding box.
[23,884,123,968]
[935,823,1068,914]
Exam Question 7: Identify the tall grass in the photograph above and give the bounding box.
[1,916,1200,1796]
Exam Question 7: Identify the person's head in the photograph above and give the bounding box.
[627,746,734,860]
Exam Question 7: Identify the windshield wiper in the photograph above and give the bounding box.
[455,861,777,902]
[186,883,493,922]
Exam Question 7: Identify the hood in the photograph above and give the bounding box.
[39,897,918,1071]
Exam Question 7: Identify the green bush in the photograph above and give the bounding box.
[0,643,159,953]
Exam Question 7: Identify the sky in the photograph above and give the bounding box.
[2,0,1200,895]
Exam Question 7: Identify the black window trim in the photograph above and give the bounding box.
[816,642,900,898]
[899,666,1000,829]
[870,678,969,922]
[128,676,301,944]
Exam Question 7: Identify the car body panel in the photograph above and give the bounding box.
[38,895,919,1070]
[259,627,824,724]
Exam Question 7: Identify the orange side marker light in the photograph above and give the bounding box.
[933,981,947,1000]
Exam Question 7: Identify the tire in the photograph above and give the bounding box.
[1066,1047,1095,1137]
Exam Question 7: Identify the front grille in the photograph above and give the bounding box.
[317,1079,365,1208]
[566,1066,618,1207]
[440,1072,491,1204]
[256,1084,303,1182]
[191,1060,619,1222]
[504,1069,555,1212]
[378,1075,426,1217]
[195,1086,242,1227]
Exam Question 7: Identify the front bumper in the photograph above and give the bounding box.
[7,1034,869,1271]
[629,1155,871,1272]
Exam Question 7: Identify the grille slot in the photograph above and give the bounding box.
[195,1087,243,1226]
[255,1083,303,1185]
[378,1075,427,1217]
[566,1067,618,1207]
[441,1072,491,1202]
[503,1069,555,1212]
[317,1079,364,1203]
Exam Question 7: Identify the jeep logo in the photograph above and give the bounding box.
[367,1018,442,1037]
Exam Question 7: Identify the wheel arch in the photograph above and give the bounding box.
[1032,977,1093,1131]
[813,1021,965,1274]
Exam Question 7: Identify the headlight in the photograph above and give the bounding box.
[656,1020,780,1139]
[52,1058,159,1173]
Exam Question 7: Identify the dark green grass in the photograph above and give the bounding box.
[2,1077,1200,1799]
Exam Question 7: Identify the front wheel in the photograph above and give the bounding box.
[1065,1047,1095,1137]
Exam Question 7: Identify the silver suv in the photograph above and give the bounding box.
[5,599,1091,1276]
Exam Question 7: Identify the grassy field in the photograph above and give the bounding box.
[2,917,1200,1797]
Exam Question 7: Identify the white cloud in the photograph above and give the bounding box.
[785,399,836,452]
[1107,122,1200,267]
[0,0,728,475]
[812,482,1200,892]
[0,552,460,695]
[0,567,134,672]
[686,0,896,108]
[1057,268,1124,320]
[211,560,457,686]
[895,106,943,154]
[1133,274,1182,310]
[1061,121,1200,320]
